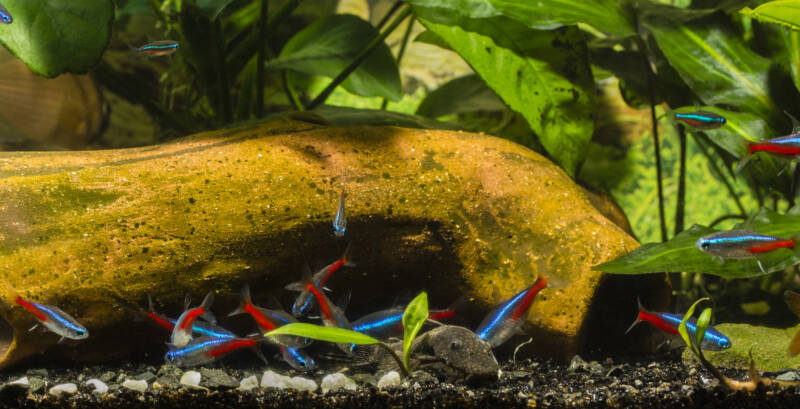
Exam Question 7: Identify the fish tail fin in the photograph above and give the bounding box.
[625,297,645,335]
[341,242,355,267]
[446,295,470,315]
[734,148,754,174]
[285,265,314,292]
[199,292,216,324]
[227,285,251,317]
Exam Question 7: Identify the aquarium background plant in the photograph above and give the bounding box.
[5,0,800,326]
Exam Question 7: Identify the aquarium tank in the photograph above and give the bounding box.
[2,0,800,407]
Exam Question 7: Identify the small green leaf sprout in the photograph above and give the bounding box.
[402,291,428,372]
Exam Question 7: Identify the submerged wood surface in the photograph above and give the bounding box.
[0,118,663,368]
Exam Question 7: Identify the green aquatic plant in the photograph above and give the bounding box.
[402,291,428,372]
[264,322,408,377]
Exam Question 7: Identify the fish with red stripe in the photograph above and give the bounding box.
[145,295,235,339]
[475,276,548,348]
[15,293,88,342]
[352,296,464,340]
[171,292,216,347]
[626,298,731,351]
[165,336,267,367]
[286,266,353,353]
[696,229,800,272]
[290,243,354,317]
[735,133,800,173]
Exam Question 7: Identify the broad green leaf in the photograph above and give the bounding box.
[489,0,635,37]
[741,0,800,31]
[405,0,635,37]
[593,209,800,277]
[783,30,800,94]
[264,323,380,345]
[646,19,778,121]
[191,0,236,20]
[695,307,712,351]
[679,298,708,356]
[402,292,428,371]
[416,75,506,118]
[265,14,402,101]
[0,0,114,77]
[416,12,595,176]
[414,30,452,50]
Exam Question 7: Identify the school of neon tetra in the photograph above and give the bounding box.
[6,178,751,371]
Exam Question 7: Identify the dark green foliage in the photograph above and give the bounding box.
[0,0,114,77]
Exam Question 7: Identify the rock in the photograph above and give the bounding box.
[2,376,29,395]
[27,377,45,393]
[261,371,290,389]
[134,371,157,383]
[48,383,77,397]
[287,376,318,392]
[85,379,108,395]
[153,375,180,389]
[157,365,183,378]
[777,371,800,382]
[0,118,661,368]
[682,323,800,371]
[99,371,116,383]
[199,368,238,389]
[320,373,357,394]
[122,379,148,393]
[377,371,402,389]
[238,375,259,391]
[568,355,588,372]
[180,371,203,389]
[26,368,48,378]
[408,370,438,385]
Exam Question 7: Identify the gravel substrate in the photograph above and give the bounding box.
[0,353,798,408]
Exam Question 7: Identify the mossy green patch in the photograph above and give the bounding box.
[683,323,800,372]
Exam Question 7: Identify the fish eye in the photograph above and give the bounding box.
[700,242,710,250]
[450,340,462,350]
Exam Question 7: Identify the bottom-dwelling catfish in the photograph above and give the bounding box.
[626,298,731,351]
[14,292,88,342]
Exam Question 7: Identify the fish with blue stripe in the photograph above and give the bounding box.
[673,110,726,130]
[696,229,799,272]
[145,295,235,339]
[291,243,353,317]
[134,40,179,57]
[475,276,548,348]
[626,298,731,351]
[15,294,88,342]
[333,186,347,237]
[735,133,800,173]
[0,3,12,24]
[165,336,266,367]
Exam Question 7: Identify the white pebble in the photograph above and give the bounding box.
[238,375,259,391]
[85,379,109,395]
[287,376,317,392]
[122,379,148,393]
[180,371,203,389]
[9,376,28,386]
[377,371,402,389]
[320,373,357,394]
[260,370,290,389]
[49,383,77,397]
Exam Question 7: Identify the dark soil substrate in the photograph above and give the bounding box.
[1,354,799,409]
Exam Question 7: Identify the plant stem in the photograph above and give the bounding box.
[692,135,746,217]
[708,214,746,228]
[283,70,304,110]
[254,0,268,118]
[675,125,687,235]
[376,0,403,31]
[381,17,415,110]
[308,6,412,110]
[633,36,667,242]
[227,0,301,83]
[375,342,409,377]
